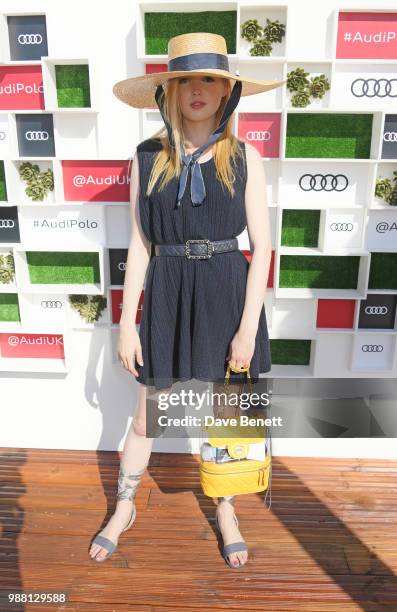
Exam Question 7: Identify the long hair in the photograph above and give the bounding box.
[145,77,244,199]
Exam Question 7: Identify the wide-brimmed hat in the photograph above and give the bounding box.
[113,32,286,210]
[113,31,286,108]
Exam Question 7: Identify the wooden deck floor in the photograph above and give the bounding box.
[1,448,397,611]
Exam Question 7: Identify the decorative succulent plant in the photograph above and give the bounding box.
[69,294,107,323]
[18,161,54,201]
[262,18,286,43]
[0,252,15,284]
[241,19,263,42]
[240,17,286,57]
[286,68,331,107]
[250,38,273,57]
[375,171,397,206]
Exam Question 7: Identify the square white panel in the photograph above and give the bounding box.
[366,210,397,251]
[272,298,316,336]
[18,205,106,248]
[280,161,371,207]
[324,208,365,250]
[351,333,396,372]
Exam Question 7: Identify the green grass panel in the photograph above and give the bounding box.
[0,293,20,321]
[0,160,7,201]
[285,113,373,158]
[55,65,91,107]
[270,339,311,365]
[368,253,397,290]
[26,252,100,284]
[279,255,360,289]
[281,209,320,247]
[144,11,237,54]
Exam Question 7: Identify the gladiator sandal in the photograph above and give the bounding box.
[90,463,146,561]
[215,495,248,569]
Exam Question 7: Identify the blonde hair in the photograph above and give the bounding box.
[144,77,244,199]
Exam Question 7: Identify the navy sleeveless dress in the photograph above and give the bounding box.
[134,137,272,391]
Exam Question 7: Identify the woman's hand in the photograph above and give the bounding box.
[117,325,143,377]
[226,328,256,369]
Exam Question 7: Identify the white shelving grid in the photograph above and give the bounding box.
[0,2,396,377]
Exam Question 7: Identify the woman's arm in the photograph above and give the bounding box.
[118,152,152,376]
[119,152,152,329]
[227,142,272,368]
[238,142,272,338]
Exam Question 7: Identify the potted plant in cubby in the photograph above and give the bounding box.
[375,171,397,206]
[0,252,15,285]
[68,294,107,324]
[18,162,54,202]
[55,64,91,108]
[240,17,286,56]
[286,67,330,108]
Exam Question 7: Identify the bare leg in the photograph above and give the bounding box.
[89,382,172,561]
[212,380,248,567]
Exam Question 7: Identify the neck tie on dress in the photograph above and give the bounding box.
[154,79,242,209]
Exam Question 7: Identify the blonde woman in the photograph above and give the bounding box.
[89,32,284,568]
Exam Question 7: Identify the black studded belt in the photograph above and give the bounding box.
[154,238,238,260]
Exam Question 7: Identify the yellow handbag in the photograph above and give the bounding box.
[199,363,272,507]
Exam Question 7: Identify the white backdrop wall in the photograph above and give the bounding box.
[0,0,396,458]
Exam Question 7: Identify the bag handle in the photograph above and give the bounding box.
[224,362,253,395]
[224,362,273,511]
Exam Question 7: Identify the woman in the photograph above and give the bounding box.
[89,32,285,568]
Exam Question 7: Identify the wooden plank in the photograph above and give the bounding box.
[0,448,396,610]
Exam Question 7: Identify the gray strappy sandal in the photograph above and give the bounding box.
[90,463,145,562]
[215,497,248,569]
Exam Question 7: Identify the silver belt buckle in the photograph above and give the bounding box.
[185,239,213,260]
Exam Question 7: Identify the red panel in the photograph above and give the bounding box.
[146,63,168,74]
[0,333,64,358]
[316,299,356,328]
[0,65,44,110]
[238,113,281,157]
[241,249,274,288]
[62,160,131,202]
[336,12,397,59]
[268,250,275,288]
[146,64,168,109]
[111,289,144,324]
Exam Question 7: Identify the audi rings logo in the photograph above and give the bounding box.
[329,222,353,231]
[383,131,397,142]
[362,344,384,352]
[364,306,388,315]
[17,33,43,45]
[25,131,49,141]
[351,78,397,98]
[299,174,348,192]
[40,300,63,309]
[246,130,271,141]
[0,220,15,228]
[118,262,127,271]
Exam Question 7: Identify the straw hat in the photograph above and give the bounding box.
[113,31,286,108]
[113,32,286,210]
